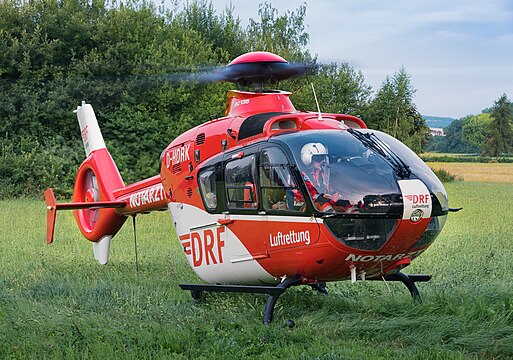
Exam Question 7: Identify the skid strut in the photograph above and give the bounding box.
[180,276,303,324]
[262,276,302,324]
[369,272,431,302]
[309,282,328,295]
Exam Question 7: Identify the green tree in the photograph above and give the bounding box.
[425,118,479,154]
[482,94,513,157]
[246,2,312,62]
[461,113,492,150]
[287,63,371,116]
[367,68,430,153]
[174,0,246,62]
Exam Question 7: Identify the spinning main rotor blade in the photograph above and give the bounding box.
[157,61,316,85]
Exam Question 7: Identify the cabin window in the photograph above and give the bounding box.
[259,147,305,213]
[198,166,218,210]
[225,155,258,210]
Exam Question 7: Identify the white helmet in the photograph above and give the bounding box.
[301,142,327,165]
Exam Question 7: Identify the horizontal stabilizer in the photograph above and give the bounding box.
[44,188,125,244]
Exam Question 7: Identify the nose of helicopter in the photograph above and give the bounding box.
[314,202,447,282]
[275,128,449,264]
[322,174,446,251]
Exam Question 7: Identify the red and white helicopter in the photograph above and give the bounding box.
[45,51,455,324]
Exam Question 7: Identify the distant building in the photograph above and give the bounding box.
[430,128,445,137]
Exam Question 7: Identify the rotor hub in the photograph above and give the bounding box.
[219,51,312,87]
[228,52,287,66]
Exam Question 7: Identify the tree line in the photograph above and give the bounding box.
[426,94,513,156]
[0,0,430,199]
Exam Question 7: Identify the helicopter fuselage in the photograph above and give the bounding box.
[157,90,447,285]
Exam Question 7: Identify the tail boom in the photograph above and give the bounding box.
[112,175,168,215]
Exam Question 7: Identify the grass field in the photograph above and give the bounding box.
[1,179,513,358]
[427,162,513,183]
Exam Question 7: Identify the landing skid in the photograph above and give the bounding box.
[369,273,431,302]
[180,276,302,324]
[179,272,431,324]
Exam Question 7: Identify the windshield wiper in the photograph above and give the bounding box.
[347,128,411,179]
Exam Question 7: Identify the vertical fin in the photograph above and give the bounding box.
[74,101,106,157]
[93,235,112,265]
[44,188,57,244]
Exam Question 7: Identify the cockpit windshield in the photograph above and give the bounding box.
[273,129,447,216]
[273,130,400,215]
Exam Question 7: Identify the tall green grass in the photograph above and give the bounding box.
[1,182,512,358]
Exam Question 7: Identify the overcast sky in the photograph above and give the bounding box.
[192,0,513,119]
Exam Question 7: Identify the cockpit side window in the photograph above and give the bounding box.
[259,147,305,213]
[198,166,219,211]
[225,155,258,210]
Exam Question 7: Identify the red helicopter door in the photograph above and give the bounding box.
[256,145,321,255]
[219,148,269,262]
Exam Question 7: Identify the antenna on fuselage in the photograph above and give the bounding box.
[311,83,323,121]
[132,215,139,273]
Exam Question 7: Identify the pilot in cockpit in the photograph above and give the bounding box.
[299,142,350,212]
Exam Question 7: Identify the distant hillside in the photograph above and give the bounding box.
[422,115,456,128]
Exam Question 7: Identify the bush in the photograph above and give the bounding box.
[0,136,81,199]
[431,167,457,182]
[421,154,513,163]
